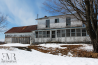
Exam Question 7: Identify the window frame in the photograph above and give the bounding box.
[55,18,59,23]
[66,17,71,26]
[82,28,86,36]
[81,28,87,36]
[57,30,61,37]
[47,31,50,38]
[76,29,81,36]
[46,20,50,28]
[61,30,65,37]
[38,31,43,38]
[71,29,75,37]
[43,31,47,38]
[66,29,70,37]
[35,31,38,38]
[52,31,55,38]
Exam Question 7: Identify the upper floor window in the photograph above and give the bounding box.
[55,18,59,23]
[66,17,71,26]
[46,20,50,28]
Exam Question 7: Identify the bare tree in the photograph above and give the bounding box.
[0,13,7,32]
[44,0,98,53]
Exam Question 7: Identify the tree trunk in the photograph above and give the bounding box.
[92,40,98,53]
[85,0,98,53]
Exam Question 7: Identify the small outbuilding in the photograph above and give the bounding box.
[5,25,37,44]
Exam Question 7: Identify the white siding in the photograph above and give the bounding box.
[5,38,12,43]
[5,33,32,37]
[37,16,83,29]
[5,32,34,44]
[35,37,91,43]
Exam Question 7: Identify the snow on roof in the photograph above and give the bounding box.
[36,14,74,20]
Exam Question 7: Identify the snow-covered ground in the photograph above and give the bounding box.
[39,43,90,48]
[0,43,30,47]
[79,44,93,51]
[39,43,67,49]
[0,43,97,65]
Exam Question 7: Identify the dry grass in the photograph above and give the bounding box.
[28,44,98,58]
[72,49,98,58]
[0,46,14,50]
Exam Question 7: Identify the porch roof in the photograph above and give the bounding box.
[34,27,86,31]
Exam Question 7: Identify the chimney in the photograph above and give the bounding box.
[37,14,38,19]
[44,16,47,17]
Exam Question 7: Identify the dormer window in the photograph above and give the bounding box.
[55,18,59,23]
[66,17,71,26]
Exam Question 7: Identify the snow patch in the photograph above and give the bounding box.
[67,52,73,57]
[39,43,67,49]
[79,44,93,51]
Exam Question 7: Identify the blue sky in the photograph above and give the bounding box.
[0,0,53,41]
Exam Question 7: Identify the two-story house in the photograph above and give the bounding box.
[5,15,91,44]
[34,15,90,43]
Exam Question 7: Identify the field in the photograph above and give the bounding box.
[0,43,98,65]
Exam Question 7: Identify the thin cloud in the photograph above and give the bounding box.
[3,0,37,26]
[0,0,52,41]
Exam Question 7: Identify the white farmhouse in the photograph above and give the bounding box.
[5,15,91,44]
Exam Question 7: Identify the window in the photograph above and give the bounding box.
[66,17,71,26]
[55,19,59,23]
[43,31,47,38]
[46,20,50,28]
[35,31,38,38]
[71,29,75,36]
[66,29,70,37]
[35,31,50,38]
[39,31,43,38]
[82,29,86,36]
[57,30,61,37]
[62,30,65,37]
[43,31,50,38]
[52,31,55,38]
[76,29,81,36]
[47,31,50,37]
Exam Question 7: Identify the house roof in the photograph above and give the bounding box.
[5,25,37,33]
[36,14,74,20]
